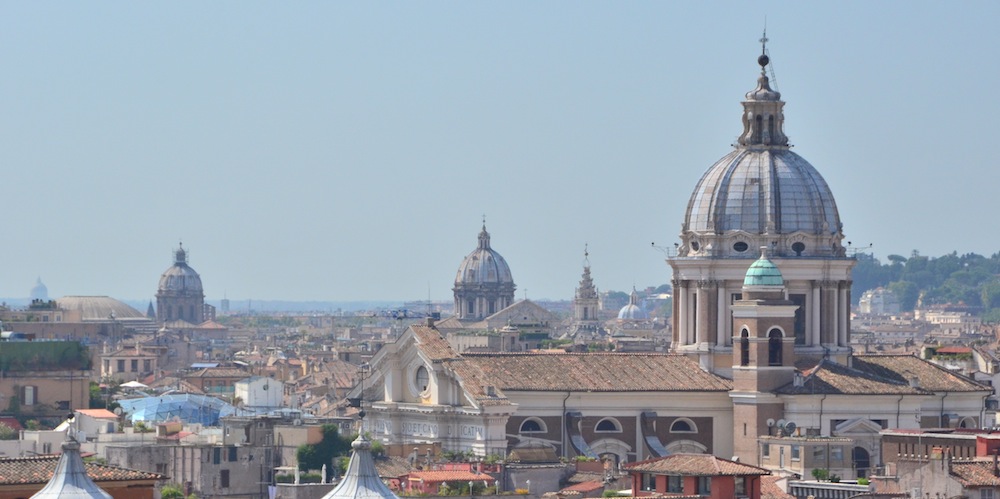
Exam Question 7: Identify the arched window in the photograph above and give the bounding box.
[740,328,750,367]
[670,418,697,433]
[768,329,783,366]
[595,418,622,433]
[519,418,546,433]
[754,115,763,143]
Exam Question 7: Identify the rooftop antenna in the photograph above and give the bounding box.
[583,243,590,267]
[759,24,779,91]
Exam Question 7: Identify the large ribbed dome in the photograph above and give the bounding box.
[455,225,514,286]
[158,244,203,293]
[685,148,841,235]
[677,55,845,259]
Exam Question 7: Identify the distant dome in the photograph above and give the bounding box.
[618,289,648,320]
[158,244,203,294]
[57,296,146,321]
[30,278,49,301]
[455,225,514,286]
[743,250,784,288]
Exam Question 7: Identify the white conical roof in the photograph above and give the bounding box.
[30,436,113,499]
[320,432,398,499]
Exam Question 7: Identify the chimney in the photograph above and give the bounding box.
[426,317,435,327]
[993,452,998,477]
[793,372,804,387]
[909,376,920,388]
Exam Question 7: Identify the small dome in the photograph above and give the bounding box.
[30,278,49,301]
[158,244,204,294]
[618,289,648,320]
[743,250,784,288]
[455,225,514,286]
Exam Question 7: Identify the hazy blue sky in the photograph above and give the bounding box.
[1,2,998,303]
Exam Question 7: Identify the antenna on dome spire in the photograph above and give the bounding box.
[759,24,768,56]
[583,243,590,267]
[757,24,779,91]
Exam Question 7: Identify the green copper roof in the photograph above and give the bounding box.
[744,252,784,287]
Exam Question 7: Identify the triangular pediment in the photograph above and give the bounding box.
[833,417,883,436]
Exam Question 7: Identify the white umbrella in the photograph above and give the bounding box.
[121,381,148,389]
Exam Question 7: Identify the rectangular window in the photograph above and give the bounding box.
[642,473,656,491]
[131,359,139,372]
[23,386,37,406]
[667,476,683,493]
[228,446,238,462]
[982,489,994,499]
[220,470,230,488]
[144,359,152,372]
[213,447,221,464]
[697,476,711,495]
[813,446,825,460]
[762,444,770,458]
[831,447,843,461]
[791,445,801,461]
[117,360,126,372]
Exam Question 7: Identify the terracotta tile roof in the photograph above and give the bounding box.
[186,367,249,379]
[777,359,927,395]
[443,360,514,407]
[75,409,118,419]
[760,475,793,499]
[561,481,605,493]
[950,460,1000,487]
[566,472,605,484]
[854,355,990,392]
[0,455,166,485]
[407,470,496,483]
[623,454,770,477]
[461,353,732,392]
[374,456,414,479]
[411,325,461,361]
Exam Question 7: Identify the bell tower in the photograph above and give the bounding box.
[730,248,798,464]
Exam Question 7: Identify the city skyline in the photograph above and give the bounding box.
[2,2,998,302]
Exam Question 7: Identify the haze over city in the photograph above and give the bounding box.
[1,2,998,303]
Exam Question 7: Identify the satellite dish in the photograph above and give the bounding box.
[776,419,786,429]
[766,418,775,427]
[113,407,123,416]
[785,421,797,435]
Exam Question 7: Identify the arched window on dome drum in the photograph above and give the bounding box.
[768,329,783,366]
[754,115,763,143]
[767,116,775,143]
[595,418,622,433]
[520,418,545,433]
[740,329,750,366]
[467,300,475,316]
